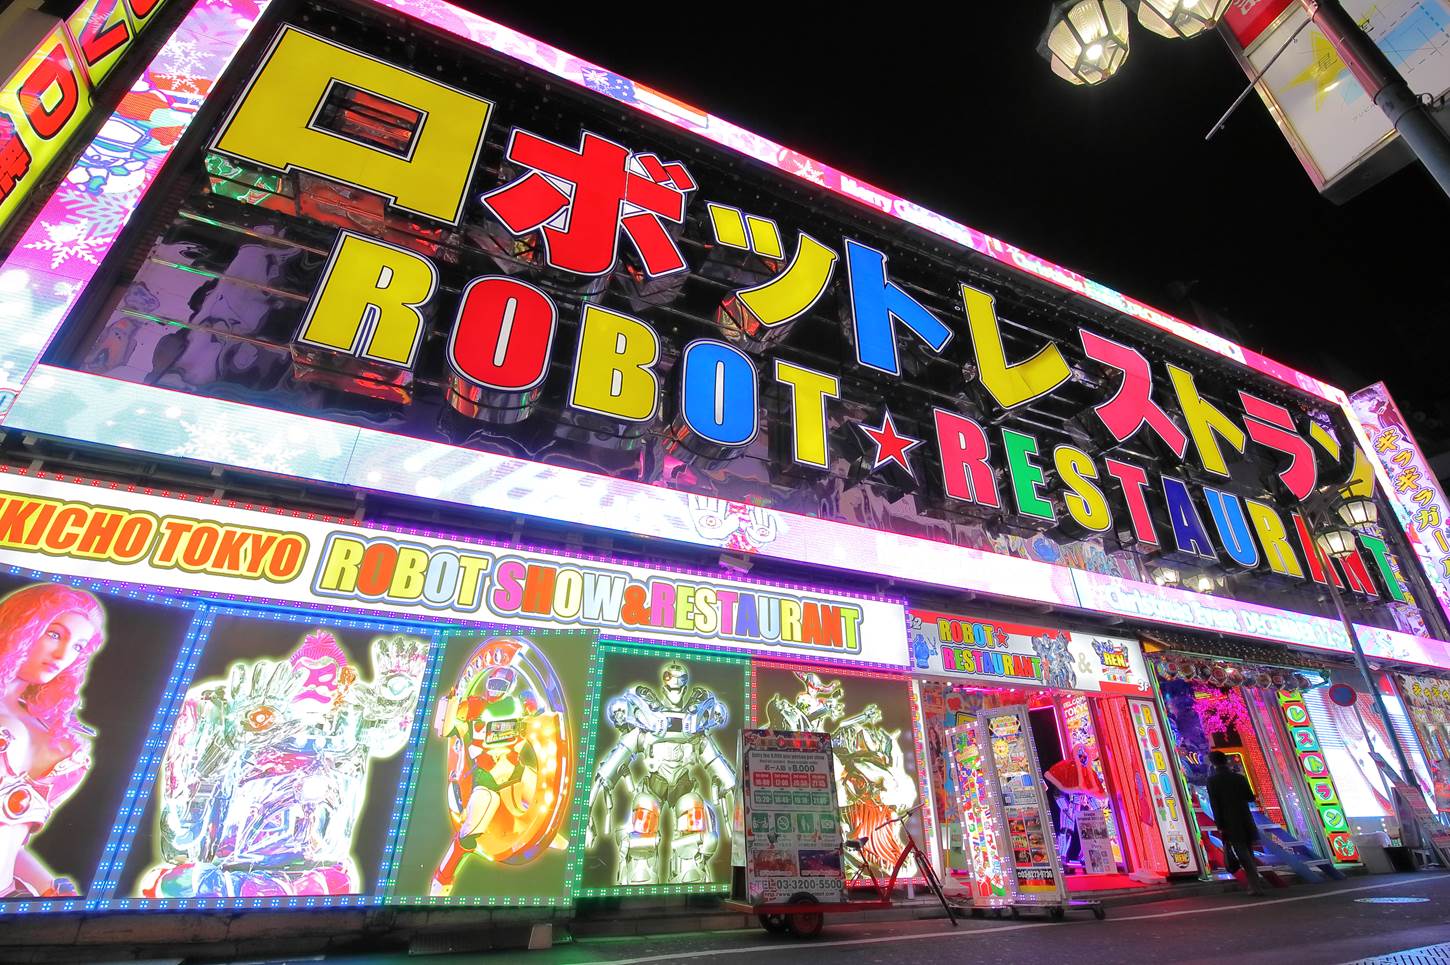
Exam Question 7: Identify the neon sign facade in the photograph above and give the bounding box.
[0,0,1437,660]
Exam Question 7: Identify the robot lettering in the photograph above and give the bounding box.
[586,661,737,885]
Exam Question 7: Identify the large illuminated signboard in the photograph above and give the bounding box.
[0,575,610,915]
[0,467,909,668]
[0,0,180,235]
[0,0,1441,666]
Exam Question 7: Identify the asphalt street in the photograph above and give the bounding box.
[315,873,1450,965]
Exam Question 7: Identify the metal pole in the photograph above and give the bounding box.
[1309,513,1420,786]
[1298,0,1450,200]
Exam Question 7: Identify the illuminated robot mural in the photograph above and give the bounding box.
[140,631,428,898]
[430,637,571,896]
[586,661,736,885]
[765,671,844,732]
[766,674,916,878]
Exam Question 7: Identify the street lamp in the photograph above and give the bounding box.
[1038,0,1450,200]
[1308,497,1419,789]
[1316,525,1358,561]
[1335,491,1378,529]
[1131,0,1231,39]
[1039,0,1132,86]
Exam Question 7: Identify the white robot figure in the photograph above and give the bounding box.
[586,662,737,885]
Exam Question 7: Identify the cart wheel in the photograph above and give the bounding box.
[1093,906,1107,921]
[759,913,790,934]
[786,893,824,940]
[1050,905,1066,921]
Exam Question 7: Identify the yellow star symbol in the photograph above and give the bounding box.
[1289,30,1349,110]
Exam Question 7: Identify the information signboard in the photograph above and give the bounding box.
[741,729,847,905]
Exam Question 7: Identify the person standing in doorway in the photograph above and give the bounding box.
[1207,751,1265,896]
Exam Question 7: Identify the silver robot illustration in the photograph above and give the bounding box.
[140,631,427,898]
[586,661,736,885]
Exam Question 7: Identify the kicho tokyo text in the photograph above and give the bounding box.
[0,491,307,581]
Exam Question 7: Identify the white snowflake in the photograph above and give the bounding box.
[156,37,207,94]
[23,220,109,270]
[171,416,301,474]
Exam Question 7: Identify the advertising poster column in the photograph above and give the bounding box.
[977,706,1066,904]
[740,730,846,905]
[944,721,1008,905]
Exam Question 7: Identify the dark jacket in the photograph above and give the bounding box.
[1207,767,1259,842]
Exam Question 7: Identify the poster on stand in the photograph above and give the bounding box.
[978,706,1066,903]
[945,721,1008,904]
[740,729,846,905]
[753,663,928,883]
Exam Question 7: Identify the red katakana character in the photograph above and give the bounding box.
[481,129,695,277]
[1238,391,1316,500]
[1374,428,1401,453]
[1079,330,1188,457]
[0,112,32,201]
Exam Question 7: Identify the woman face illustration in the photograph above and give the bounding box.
[17,611,98,685]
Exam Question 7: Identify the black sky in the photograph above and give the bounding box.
[457,2,1448,422]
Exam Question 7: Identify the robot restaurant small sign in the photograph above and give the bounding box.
[907,608,1150,696]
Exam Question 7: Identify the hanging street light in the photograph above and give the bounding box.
[1335,490,1379,529]
[1039,0,1132,86]
[1130,0,1231,39]
[1316,525,1359,560]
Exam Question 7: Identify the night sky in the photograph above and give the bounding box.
[458,2,1448,429]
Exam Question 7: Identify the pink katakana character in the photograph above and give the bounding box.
[1080,330,1188,457]
[1238,391,1316,501]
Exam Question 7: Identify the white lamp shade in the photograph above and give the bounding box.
[1134,0,1232,38]
[1318,527,1358,559]
[1044,0,1132,85]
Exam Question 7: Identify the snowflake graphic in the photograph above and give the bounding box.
[155,37,207,93]
[24,220,110,270]
[171,416,294,473]
[59,185,143,242]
